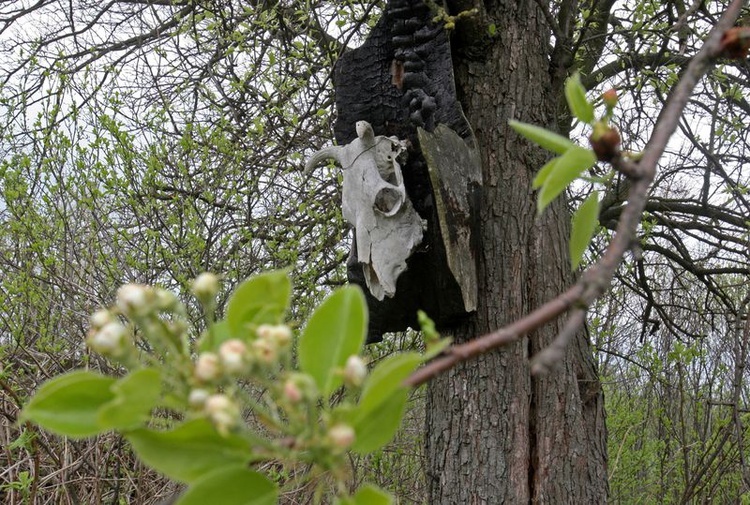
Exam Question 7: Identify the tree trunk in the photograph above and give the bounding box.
[425,2,608,503]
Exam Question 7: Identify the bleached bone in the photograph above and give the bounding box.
[306,121,424,300]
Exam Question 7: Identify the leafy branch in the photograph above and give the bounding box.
[406,0,746,386]
[23,271,435,504]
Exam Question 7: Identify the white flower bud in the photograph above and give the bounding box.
[256,324,273,340]
[191,273,219,301]
[219,339,249,375]
[270,325,293,348]
[87,322,127,356]
[194,352,222,382]
[252,337,278,365]
[90,309,114,330]
[256,324,292,348]
[188,388,210,408]
[343,355,368,387]
[204,394,239,435]
[116,283,153,317]
[327,423,356,450]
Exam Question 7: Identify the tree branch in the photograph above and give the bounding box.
[406,0,745,387]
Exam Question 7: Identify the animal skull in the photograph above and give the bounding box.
[306,121,424,300]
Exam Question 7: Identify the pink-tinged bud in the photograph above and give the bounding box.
[87,322,128,356]
[601,88,618,109]
[283,379,303,403]
[116,284,153,317]
[204,394,240,436]
[194,352,222,382]
[188,388,210,408]
[282,373,318,403]
[252,338,279,365]
[191,273,220,302]
[219,339,249,374]
[343,355,367,387]
[327,423,356,450]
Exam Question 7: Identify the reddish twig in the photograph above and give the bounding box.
[405,0,745,388]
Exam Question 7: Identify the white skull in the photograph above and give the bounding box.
[306,121,424,299]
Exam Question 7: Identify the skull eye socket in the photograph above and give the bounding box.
[374,187,404,215]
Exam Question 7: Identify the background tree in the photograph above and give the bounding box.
[1,0,749,503]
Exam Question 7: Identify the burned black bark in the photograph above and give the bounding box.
[333,0,480,341]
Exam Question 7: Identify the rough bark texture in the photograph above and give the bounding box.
[424,1,608,503]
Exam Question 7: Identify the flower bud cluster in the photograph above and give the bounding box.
[192,327,294,384]
[114,283,185,319]
[87,318,129,357]
[252,324,293,366]
[188,388,211,409]
[203,393,239,436]
[116,284,155,318]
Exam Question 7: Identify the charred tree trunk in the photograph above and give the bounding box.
[424,1,608,503]
[329,0,607,500]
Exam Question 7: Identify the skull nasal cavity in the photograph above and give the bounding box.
[374,187,403,215]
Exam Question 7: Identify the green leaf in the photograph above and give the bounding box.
[569,191,600,270]
[532,157,559,189]
[226,270,291,338]
[176,465,277,505]
[299,286,367,397]
[565,72,595,124]
[21,371,115,438]
[347,352,421,454]
[126,419,251,483]
[351,389,409,454]
[538,146,597,212]
[98,368,161,431]
[351,484,395,505]
[358,352,421,416]
[509,121,575,155]
[198,320,233,353]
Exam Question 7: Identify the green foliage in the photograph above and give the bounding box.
[510,73,624,269]
[537,146,597,212]
[126,420,253,484]
[565,72,596,124]
[225,270,292,338]
[21,371,117,438]
[348,353,422,453]
[569,191,600,269]
[337,484,395,504]
[177,466,277,505]
[509,121,576,155]
[22,368,162,437]
[299,286,367,396]
[21,270,422,504]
